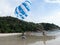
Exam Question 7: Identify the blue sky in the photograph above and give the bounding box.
[0,0,60,26]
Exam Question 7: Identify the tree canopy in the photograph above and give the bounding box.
[0,16,60,33]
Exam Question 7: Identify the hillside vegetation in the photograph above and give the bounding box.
[0,16,60,33]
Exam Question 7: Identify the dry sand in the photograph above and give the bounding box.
[0,33,22,37]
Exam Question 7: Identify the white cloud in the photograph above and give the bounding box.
[0,11,2,14]
[0,0,13,16]
[45,0,60,3]
[39,11,60,26]
[0,0,26,17]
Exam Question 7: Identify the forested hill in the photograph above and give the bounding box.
[0,16,60,33]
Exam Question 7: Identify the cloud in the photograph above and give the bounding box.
[39,11,60,26]
[24,11,60,27]
[0,0,26,17]
[45,0,60,3]
[0,0,13,16]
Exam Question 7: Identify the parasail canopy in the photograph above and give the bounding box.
[15,0,31,19]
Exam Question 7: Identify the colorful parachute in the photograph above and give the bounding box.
[15,0,31,19]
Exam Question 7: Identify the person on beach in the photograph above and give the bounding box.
[21,32,26,39]
[43,32,45,35]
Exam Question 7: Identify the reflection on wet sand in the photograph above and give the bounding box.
[0,34,56,45]
[25,35,56,45]
[42,34,55,45]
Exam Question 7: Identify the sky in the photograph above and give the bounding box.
[0,0,60,26]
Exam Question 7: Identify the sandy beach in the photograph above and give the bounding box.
[0,30,59,37]
[0,31,60,45]
[0,32,55,37]
[0,33,22,37]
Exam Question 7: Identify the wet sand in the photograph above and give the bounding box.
[0,33,56,45]
[0,31,60,45]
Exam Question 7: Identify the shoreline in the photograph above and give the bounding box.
[0,32,44,37]
[0,33,22,37]
[0,30,59,37]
